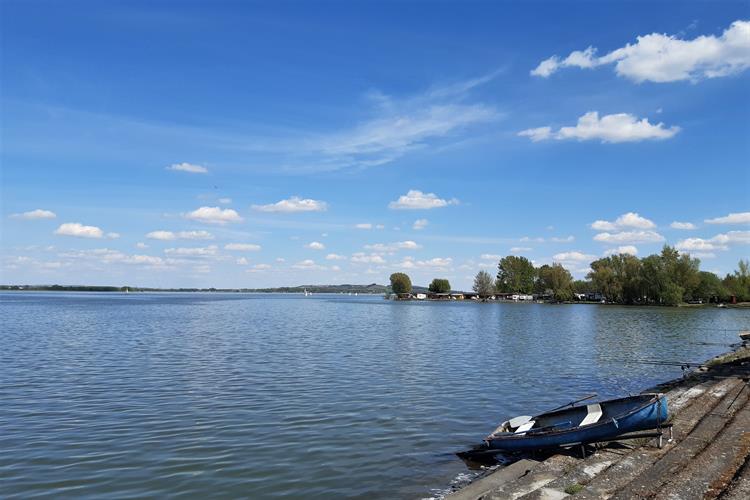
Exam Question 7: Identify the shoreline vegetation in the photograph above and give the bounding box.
[388,246,750,307]
[3,247,749,307]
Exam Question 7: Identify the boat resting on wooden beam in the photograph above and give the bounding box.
[483,393,668,452]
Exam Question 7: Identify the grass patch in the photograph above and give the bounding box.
[564,483,584,495]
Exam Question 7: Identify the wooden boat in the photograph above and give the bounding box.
[484,393,668,452]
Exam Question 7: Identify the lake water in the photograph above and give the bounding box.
[2,292,749,499]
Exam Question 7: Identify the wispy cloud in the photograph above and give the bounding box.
[146,230,214,240]
[11,209,56,220]
[671,221,697,230]
[413,219,429,230]
[167,162,208,174]
[224,243,261,251]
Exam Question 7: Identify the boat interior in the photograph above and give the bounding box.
[491,394,657,436]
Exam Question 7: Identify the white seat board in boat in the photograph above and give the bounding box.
[508,415,532,428]
[515,420,535,433]
[579,403,603,426]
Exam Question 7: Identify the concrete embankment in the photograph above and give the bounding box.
[448,345,750,500]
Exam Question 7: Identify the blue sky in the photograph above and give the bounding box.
[2,1,749,289]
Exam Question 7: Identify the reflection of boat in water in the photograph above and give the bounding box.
[482,393,668,452]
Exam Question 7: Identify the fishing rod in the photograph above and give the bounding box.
[547,393,598,412]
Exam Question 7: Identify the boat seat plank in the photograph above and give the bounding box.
[580,403,603,426]
[515,420,536,433]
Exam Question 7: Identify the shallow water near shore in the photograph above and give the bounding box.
[1,292,749,499]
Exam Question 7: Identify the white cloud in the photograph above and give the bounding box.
[711,230,750,245]
[388,190,459,210]
[531,20,750,83]
[147,230,215,240]
[306,241,325,250]
[351,252,386,264]
[689,252,717,259]
[218,197,232,204]
[407,257,453,269]
[136,242,148,249]
[325,253,346,260]
[705,212,750,225]
[167,162,208,174]
[591,212,656,231]
[520,236,545,243]
[276,257,286,263]
[520,112,679,143]
[185,206,243,225]
[413,218,429,230]
[481,253,503,260]
[54,222,104,239]
[252,196,327,213]
[670,221,697,230]
[224,243,261,251]
[550,235,575,243]
[675,238,727,252]
[164,245,218,256]
[252,264,272,271]
[615,212,656,229]
[675,231,750,254]
[364,240,421,252]
[509,247,532,253]
[553,251,597,262]
[292,259,325,270]
[11,209,57,220]
[236,257,249,265]
[355,223,373,229]
[593,230,665,244]
[603,245,639,256]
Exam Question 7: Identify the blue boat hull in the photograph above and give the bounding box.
[485,394,668,452]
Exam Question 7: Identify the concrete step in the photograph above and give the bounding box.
[609,379,750,499]
[572,378,744,500]
[653,385,750,499]
[445,459,540,500]
[484,454,581,500]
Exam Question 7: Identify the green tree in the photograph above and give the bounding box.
[389,272,412,294]
[473,270,494,296]
[428,278,451,293]
[537,263,574,301]
[694,271,726,302]
[723,259,750,302]
[496,255,535,293]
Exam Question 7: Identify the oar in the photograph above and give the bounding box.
[546,393,598,413]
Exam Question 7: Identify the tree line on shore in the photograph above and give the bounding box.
[390,246,750,306]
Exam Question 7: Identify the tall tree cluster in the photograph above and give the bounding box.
[473,247,750,305]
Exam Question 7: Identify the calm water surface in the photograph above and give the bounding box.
[2,292,749,498]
